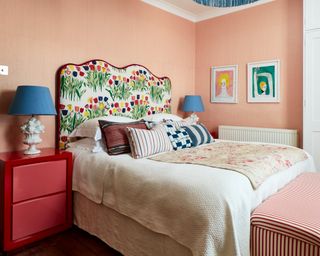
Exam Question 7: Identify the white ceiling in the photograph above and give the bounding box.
[142,0,274,22]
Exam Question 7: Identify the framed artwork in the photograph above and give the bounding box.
[247,60,280,103]
[211,65,238,103]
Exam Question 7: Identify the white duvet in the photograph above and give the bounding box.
[68,142,315,256]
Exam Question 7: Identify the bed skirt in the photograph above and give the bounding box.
[73,192,192,256]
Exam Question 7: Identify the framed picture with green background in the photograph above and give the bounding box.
[247,60,280,103]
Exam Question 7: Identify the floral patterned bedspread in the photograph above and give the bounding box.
[149,141,308,189]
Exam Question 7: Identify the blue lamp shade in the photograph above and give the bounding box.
[8,85,57,115]
[183,95,204,112]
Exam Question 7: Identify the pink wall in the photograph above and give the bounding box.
[0,0,303,152]
[0,0,195,152]
[195,0,303,144]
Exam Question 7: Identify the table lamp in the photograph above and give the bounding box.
[8,85,57,155]
[182,95,204,123]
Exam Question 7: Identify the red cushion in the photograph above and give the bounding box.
[99,120,147,155]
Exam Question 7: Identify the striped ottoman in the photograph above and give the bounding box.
[251,173,320,256]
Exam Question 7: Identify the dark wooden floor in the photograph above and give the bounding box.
[7,226,122,256]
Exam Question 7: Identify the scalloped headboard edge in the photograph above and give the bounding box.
[56,59,172,149]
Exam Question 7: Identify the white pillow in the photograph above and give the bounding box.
[69,116,137,141]
[67,138,105,153]
[165,117,198,129]
[142,113,182,123]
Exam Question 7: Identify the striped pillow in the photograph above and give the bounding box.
[127,126,173,159]
[99,120,147,155]
[182,124,214,147]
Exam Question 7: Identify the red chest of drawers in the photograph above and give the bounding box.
[0,148,73,252]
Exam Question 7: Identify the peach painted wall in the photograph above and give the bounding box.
[195,0,303,144]
[0,0,195,152]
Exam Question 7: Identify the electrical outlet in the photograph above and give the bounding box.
[0,65,8,76]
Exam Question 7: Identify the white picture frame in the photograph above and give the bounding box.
[211,65,238,103]
[247,60,280,103]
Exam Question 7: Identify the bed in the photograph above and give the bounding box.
[57,59,315,256]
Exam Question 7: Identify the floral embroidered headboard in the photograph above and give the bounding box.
[57,59,172,149]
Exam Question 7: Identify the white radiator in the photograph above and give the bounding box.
[218,125,298,147]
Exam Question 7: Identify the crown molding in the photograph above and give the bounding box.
[142,0,274,23]
[194,5,250,22]
[141,0,197,22]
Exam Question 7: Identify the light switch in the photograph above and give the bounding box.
[0,65,9,76]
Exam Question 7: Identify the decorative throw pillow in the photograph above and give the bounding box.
[166,127,192,150]
[161,123,177,133]
[142,113,182,123]
[127,126,173,159]
[165,117,197,129]
[99,120,147,155]
[182,124,214,147]
[144,116,196,130]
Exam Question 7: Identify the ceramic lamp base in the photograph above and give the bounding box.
[21,117,44,155]
[190,112,199,123]
[24,144,41,155]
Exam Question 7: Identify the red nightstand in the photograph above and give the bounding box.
[210,130,218,139]
[0,148,73,252]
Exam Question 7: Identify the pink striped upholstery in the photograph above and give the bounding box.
[251,173,320,256]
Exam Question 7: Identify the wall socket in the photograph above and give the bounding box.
[0,65,9,76]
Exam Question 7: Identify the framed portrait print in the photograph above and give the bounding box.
[211,65,238,103]
[247,60,280,103]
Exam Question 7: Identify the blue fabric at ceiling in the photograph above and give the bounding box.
[193,0,259,7]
